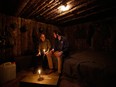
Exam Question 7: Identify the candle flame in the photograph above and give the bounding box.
[38,69,41,74]
[43,49,45,52]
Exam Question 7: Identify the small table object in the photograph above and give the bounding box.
[20,73,59,87]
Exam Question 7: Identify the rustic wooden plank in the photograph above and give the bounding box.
[50,0,96,20]
[20,0,42,17]
[44,0,75,19]
[29,0,49,17]
[16,17,22,56]
[1,13,60,57]
[56,5,99,22]
[15,0,30,16]
[27,0,45,17]
[0,14,3,35]
[56,0,114,22]
[61,7,114,24]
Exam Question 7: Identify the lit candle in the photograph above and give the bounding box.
[43,49,45,52]
[43,49,46,56]
[38,69,41,74]
[38,69,41,78]
[38,69,44,81]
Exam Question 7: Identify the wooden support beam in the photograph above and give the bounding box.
[56,5,98,21]
[61,7,115,24]
[15,0,31,16]
[50,0,96,20]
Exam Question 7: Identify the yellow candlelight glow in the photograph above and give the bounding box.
[37,69,44,81]
[43,49,45,52]
[38,69,41,74]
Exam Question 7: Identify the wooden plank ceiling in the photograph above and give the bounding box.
[0,0,116,26]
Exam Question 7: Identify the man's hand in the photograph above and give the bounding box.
[51,48,54,52]
[54,51,63,57]
[44,51,48,55]
[49,49,54,54]
[36,52,41,56]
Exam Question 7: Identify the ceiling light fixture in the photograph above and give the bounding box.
[58,4,70,11]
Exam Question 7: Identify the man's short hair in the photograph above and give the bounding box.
[53,30,62,36]
[57,31,62,36]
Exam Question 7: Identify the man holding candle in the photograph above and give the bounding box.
[35,33,53,74]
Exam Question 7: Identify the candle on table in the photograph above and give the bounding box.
[43,49,45,52]
[38,69,44,81]
[38,69,41,78]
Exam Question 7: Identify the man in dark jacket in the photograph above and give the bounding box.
[49,31,69,75]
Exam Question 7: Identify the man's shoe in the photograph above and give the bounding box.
[46,69,54,74]
[55,71,61,76]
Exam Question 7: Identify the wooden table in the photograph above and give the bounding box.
[20,73,60,87]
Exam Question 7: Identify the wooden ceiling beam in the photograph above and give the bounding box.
[25,0,45,17]
[31,0,60,19]
[35,0,69,18]
[61,7,115,24]
[22,0,45,17]
[25,0,48,17]
[43,0,76,18]
[15,0,31,16]
[23,0,49,17]
[56,5,98,22]
[45,0,93,19]
[38,0,60,16]
[50,0,96,20]
[17,0,42,17]
[56,0,108,21]
[40,0,62,16]
[31,0,52,16]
